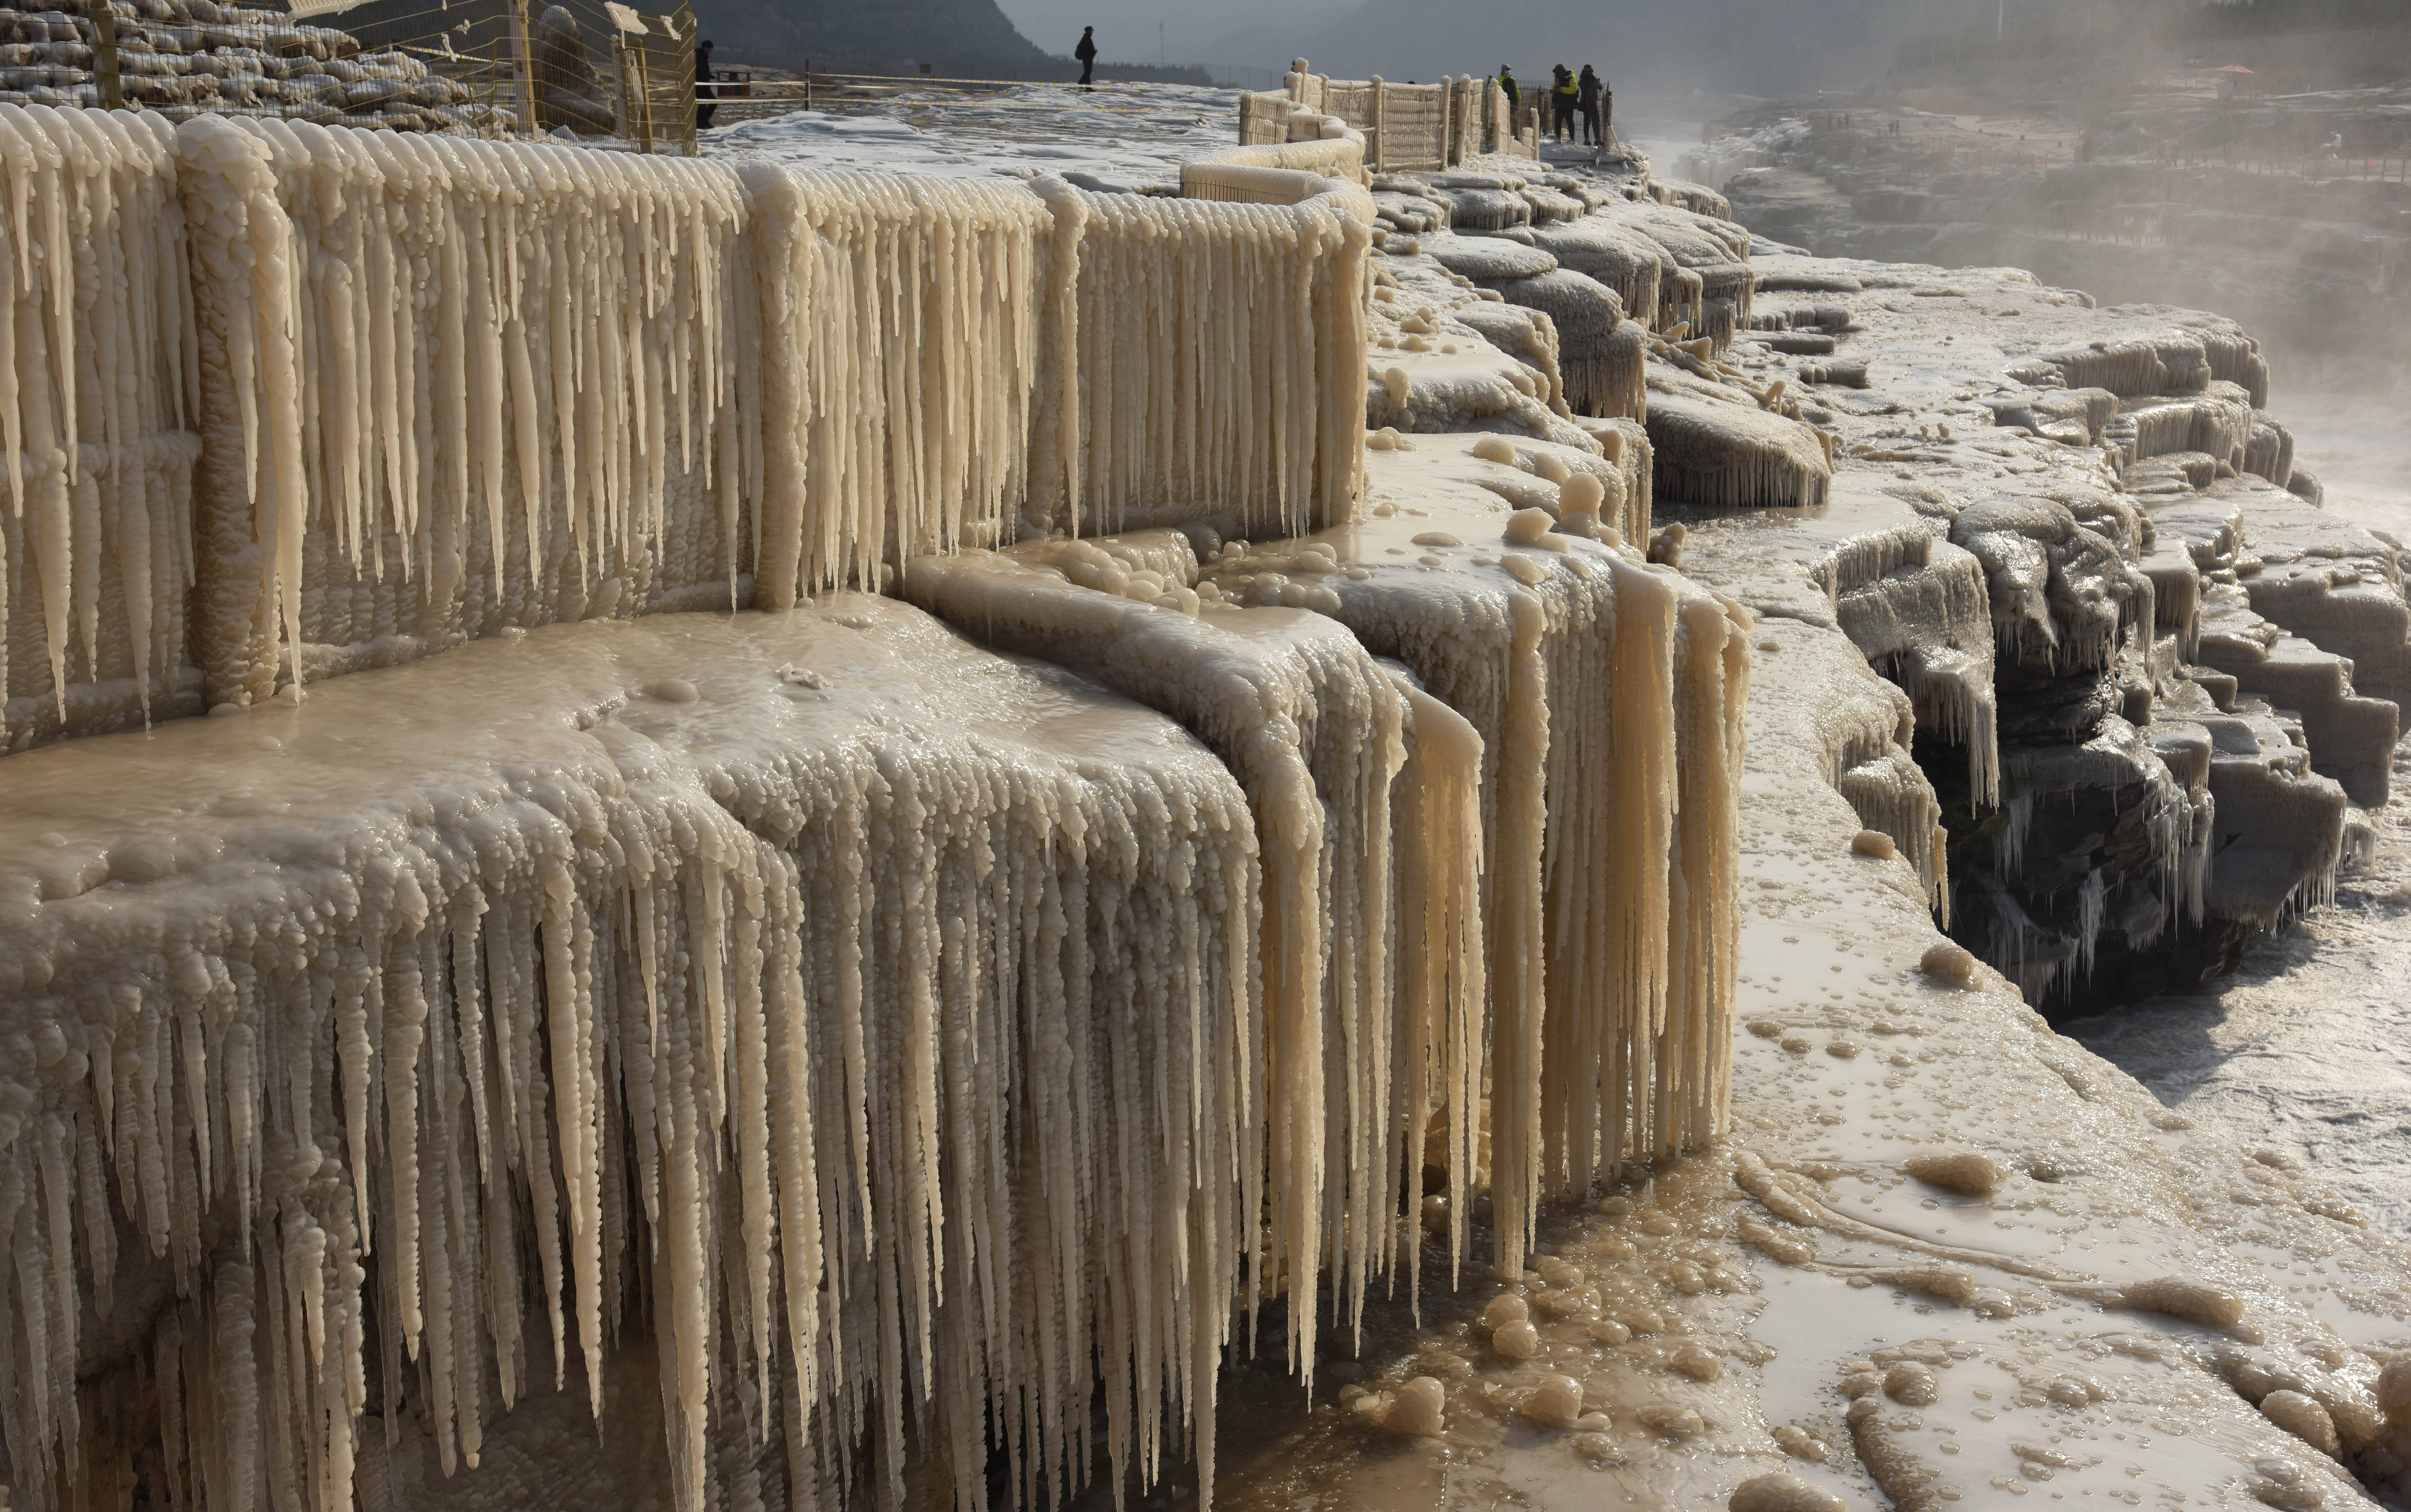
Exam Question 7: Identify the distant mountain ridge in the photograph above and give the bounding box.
[692,0,1052,71]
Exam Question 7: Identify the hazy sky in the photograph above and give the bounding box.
[994,0,1359,69]
[995,0,1950,94]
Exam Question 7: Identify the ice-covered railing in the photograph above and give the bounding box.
[1050,188,1371,538]
[179,117,756,709]
[5,110,1373,741]
[1281,58,1531,166]
[0,106,201,749]
[1180,107,1369,209]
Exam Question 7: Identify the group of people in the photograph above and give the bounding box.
[1495,63,1609,148]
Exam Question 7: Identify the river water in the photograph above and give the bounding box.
[2065,365,2411,1237]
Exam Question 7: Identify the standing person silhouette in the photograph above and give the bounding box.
[1577,64,1601,146]
[693,37,716,129]
[1495,65,1519,119]
[1075,26,1098,89]
[1550,64,1576,142]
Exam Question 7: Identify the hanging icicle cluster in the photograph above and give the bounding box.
[898,550,1487,1379]
[1643,388,1834,510]
[1203,524,1754,1280]
[0,599,1259,1512]
[742,166,1064,606]
[177,116,754,709]
[30,125,1371,726]
[0,103,1763,1512]
[0,104,199,749]
[1046,191,1371,543]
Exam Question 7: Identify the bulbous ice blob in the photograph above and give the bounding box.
[1849,828,1897,859]
[1737,1217,1814,1266]
[1471,435,1518,465]
[1534,1256,1584,1288]
[1882,1361,1938,1406]
[1383,1376,1447,1436]
[1731,1472,1848,1512]
[1773,1424,1830,1462]
[1920,941,1978,985]
[1504,508,1557,546]
[2380,1359,2411,1428]
[1534,454,1571,484]
[1672,1344,1723,1381]
[1520,1374,1585,1429]
[1867,1264,1976,1305]
[2261,1390,2339,1458]
[1493,1320,1541,1359]
[1903,1151,2004,1197]
[1559,471,1605,513]
[2121,1276,2246,1328]
[2047,1376,2102,1407]
[1384,367,1411,409]
[1635,1403,1702,1439]
[1481,1293,1530,1331]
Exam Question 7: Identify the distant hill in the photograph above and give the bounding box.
[691,0,1051,72]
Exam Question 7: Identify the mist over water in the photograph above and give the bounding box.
[2273,365,2411,541]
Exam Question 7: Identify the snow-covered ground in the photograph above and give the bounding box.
[703,81,1241,189]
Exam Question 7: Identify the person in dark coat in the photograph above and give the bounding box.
[693,37,716,129]
[1495,65,1518,119]
[1550,64,1576,141]
[1577,64,1601,145]
[1075,26,1097,89]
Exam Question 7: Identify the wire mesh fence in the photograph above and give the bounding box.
[17,0,695,149]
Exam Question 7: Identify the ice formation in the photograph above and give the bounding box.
[0,104,197,746]
[12,64,2411,1512]
[0,108,1406,1512]
[899,550,1480,1371]
[178,117,756,706]
[0,600,1261,1512]
[1044,189,1372,541]
[1197,441,1753,1278]
[11,115,1374,741]
[0,94,1765,1510]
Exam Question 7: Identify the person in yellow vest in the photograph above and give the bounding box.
[1496,65,1519,120]
[1550,64,1577,143]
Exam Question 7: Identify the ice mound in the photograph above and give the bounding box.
[0,599,1261,1512]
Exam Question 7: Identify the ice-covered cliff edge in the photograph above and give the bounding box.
[1173,148,2411,1509]
[5,90,2411,1512]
